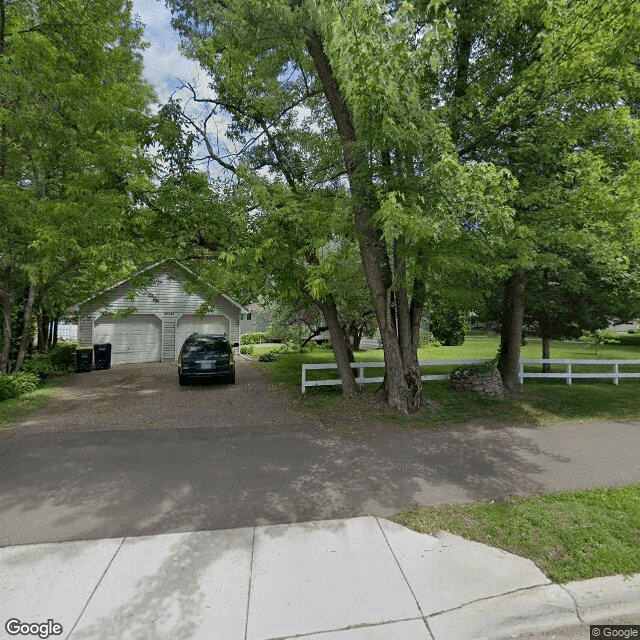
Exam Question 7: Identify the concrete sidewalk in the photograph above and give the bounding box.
[1,517,638,640]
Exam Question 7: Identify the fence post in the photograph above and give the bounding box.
[518,360,524,385]
[301,364,307,394]
[567,362,572,385]
[613,362,619,385]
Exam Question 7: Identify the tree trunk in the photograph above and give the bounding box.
[350,324,363,352]
[52,319,59,347]
[542,336,552,373]
[498,266,526,393]
[1,262,12,374]
[306,29,419,413]
[317,297,359,398]
[37,314,47,352]
[14,281,36,372]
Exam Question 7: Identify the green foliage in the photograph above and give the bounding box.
[583,330,640,349]
[48,342,77,371]
[615,334,640,347]
[0,372,40,401]
[429,304,467,346]
[239,345,255,355]
[1,0,156,372]
[241,332,270,345]
[20,341,77,378]
[258,352,277,362]
[19,355,56,379]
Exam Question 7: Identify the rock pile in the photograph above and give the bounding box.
[450,367,505,398]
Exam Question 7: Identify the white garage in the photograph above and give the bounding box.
[76,262,245,364]
[94,315,162,364]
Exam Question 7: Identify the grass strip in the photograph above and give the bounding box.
[0,376,70,428]
[393,484,640,583]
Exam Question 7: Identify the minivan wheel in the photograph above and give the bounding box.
[227,371,236,384]
[179,373,188,386]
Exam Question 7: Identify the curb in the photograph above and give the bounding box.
[426,573,640,640]
[564,572,640,623]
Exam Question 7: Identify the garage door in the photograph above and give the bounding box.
[93,314,162,364]
[175,315,228,358]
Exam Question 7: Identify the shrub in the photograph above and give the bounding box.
[258,352,277,362]
[240,345,255,355]
[430,305,467,346]
[241,332,269,345]
[20,341,77,378]
[0,372,40,402]
[613,333,640,346]
[419,329,432,347]
[20,354,56,378]
[49,342,76,370]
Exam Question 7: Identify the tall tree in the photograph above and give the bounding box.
[439,0,640,391]
[165,0,513,412]
[0,0,155,372]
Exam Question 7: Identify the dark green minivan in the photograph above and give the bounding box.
[177,334,236,385]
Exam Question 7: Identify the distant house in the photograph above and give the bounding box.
[75,262,245,365]
[609,319,640,333]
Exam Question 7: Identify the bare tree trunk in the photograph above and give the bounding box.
[317,297,359,398]
[52,319,59,347]
[498,266,526,393]
[1,262,12,373]
[14,281,36,372]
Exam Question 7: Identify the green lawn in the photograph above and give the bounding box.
[393,483,640,583]
[250,336,640,433]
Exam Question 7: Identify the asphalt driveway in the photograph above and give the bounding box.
[1,361,640,547]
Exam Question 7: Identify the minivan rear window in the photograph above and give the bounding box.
[183,338,231,356]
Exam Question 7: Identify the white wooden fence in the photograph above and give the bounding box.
[301,359,640,393]
[301,360,482,393]
[519,359,640,385]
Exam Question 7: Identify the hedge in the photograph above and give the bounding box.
[241,332,270,345]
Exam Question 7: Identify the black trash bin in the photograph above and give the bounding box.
[75,347,93,373]
[94,343,112,370]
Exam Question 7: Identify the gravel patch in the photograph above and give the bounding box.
[2,360,320,437]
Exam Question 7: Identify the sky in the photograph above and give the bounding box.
[131,0,204,105]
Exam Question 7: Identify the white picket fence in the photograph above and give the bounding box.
[301,359,640,393]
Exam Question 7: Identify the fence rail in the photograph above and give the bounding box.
[301,359,640,393]
[519,359,640,385]
[301,360,482,393]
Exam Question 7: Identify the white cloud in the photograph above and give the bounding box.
[132,0,208,104]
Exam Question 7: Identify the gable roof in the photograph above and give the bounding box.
[71,260,247,313]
